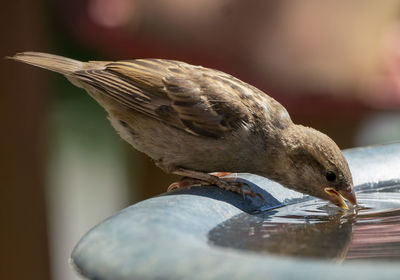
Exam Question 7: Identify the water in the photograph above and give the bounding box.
[208,184,400,262]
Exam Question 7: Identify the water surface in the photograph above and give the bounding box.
[209,184,400,262]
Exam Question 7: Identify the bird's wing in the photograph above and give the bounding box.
[72,59,256,138]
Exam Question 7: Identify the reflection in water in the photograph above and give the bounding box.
[208,184,400,262]
[347,191,400,261]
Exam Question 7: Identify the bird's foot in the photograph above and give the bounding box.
[167,177,209,191]
[167,171,233,191]
[168,168,264,202]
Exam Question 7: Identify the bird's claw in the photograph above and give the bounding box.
[167,182,181,192]
[167,177,208,191]
[167,169,264,203]
[167,174,264,203]
[223,181,265,203]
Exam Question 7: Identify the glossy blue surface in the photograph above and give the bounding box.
[71,143,400,279]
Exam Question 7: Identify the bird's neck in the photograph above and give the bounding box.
[254,124,305,187]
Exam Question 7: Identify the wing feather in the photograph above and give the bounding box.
[72,59,257,138]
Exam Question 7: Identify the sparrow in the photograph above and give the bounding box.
[8,52,357,209]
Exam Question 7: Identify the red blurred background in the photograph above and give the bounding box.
[1,0,400,279]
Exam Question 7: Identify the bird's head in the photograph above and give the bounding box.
[278,125,357,209]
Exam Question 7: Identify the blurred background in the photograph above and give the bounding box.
[1,0,400,279]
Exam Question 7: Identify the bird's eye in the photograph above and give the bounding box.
[325,171,336,182]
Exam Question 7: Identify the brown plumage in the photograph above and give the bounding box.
[8,52,357,208]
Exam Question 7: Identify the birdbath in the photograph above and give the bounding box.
[71,143,400,279]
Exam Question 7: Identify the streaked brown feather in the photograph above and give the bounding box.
[9,52,289,138]
[71,59,267,137]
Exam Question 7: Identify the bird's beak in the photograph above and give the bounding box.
[324,187,357,209]
[339,187,357,206]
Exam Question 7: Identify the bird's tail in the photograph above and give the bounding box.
[6,52,83,75]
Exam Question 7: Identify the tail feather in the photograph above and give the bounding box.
[6,52,83,75]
